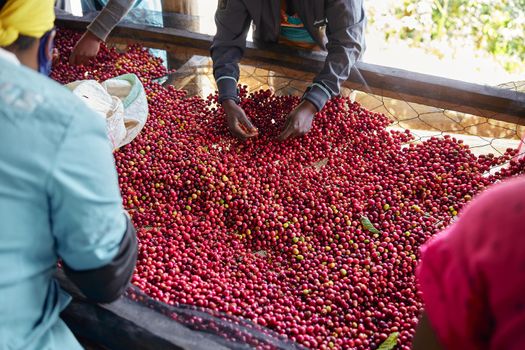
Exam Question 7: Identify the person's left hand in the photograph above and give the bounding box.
[278,100,317,140]
[69,31,102,65]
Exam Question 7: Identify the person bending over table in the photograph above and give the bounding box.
[0,1,137,349]
[211,0,366,140]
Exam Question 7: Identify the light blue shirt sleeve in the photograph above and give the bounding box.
[46,108,127,271]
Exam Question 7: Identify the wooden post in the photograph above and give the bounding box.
[161,0,198,15]
[160,0,201,69]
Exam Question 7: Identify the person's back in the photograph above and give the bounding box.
[414,175,525,350]
[0,11,136,347]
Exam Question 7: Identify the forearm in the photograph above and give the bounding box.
[211,0,251,103]
[212,46,243,103]
[63,214,138,303]
[304,0,366,111]
[311,31,364,98]
[87,0,135,41]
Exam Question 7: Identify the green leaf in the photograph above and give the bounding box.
[377,332,399,350]
[360,216,380,234]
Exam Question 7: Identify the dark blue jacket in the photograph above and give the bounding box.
[211,0,366,111]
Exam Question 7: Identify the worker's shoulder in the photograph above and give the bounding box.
[0,60,102,132]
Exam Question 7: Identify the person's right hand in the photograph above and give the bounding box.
[222,99,259,140]
[69,31,102,66]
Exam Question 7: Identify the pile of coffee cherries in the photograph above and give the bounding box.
[51,29,168,84]
[52,29,525,350]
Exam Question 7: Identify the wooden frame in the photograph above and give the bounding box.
[55,10,525,124]
[56,270,301,350]
[56,270,233,350]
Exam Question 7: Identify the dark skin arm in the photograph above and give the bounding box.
[69,30,103,65]
[278,100,317,140]
[412,312,442,350]
[222,99,259,140]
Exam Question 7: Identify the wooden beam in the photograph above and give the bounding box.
[55,11,525,124]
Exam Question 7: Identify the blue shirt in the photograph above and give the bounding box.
[0,51,126,350]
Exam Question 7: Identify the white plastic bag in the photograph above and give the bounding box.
[102,74,148,147]
[66,73,148,150]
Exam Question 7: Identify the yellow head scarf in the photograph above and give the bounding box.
[0,0,55,47]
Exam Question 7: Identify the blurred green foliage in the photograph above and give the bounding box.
[368,0,525,72]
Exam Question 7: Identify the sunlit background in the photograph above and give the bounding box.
[63,0,525,86]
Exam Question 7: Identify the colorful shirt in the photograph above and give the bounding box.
[212,0,366,111]
[417,176,525,350]
[0,49,126,350]
[279,3,317,50]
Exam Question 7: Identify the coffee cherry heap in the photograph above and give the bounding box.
[52,29,525,350]
[51,29,168,84]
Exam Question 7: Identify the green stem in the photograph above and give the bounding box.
[434,0,449,39]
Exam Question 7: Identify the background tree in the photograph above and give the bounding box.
[367,0,525,73]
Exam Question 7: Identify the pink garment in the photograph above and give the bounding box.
[417,176,525,350]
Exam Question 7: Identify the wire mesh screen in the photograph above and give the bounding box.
[123,286,307,350]
[156,54,525,159]
[57,3,525,158]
